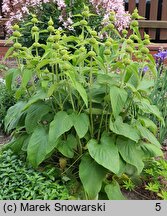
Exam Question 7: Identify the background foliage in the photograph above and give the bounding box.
[0,80,16,132]
[150,53,167,144]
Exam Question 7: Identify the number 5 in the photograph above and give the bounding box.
[155,203,161,211]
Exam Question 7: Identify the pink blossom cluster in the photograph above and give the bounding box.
[1,0,130,35]
[1,0,67,33]
[89,0,131,31]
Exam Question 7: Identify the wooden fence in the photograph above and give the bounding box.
[125,0,167,42]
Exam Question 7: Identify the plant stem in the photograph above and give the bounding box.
[105,110,109,132]
[68,83,75,111]
[97,104,108,141]
[97,111,105,142]
[61,154,83,175]
[55,63,59,82]
[52,65,55,84]
[36,47,38,57]
[121,67,126,87]
[89,57,94,137]
[26,87,31,98]
[77,135,82,155]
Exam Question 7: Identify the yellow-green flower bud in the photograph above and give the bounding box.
[107,23,114,30]
[62,63,71,71]
[105,41,112,47]
[107,38,114,43]
[121,38,126,43]
[109,12,115,22]
[89,38,97,45]
[83,6,89,11]
[132,35,139,41]
[54,35,61,41]
[22,47,27,51]
[32,26,39,32]
[110,11,115,16]
[47,36,54,42]
[52,43,60,50]
[136,54,142,59]
[13,42,22,49]
[82,11,89,17]
[47,26,55,32]
[129,35,135,40]
[88,51,96,57]
[12,24,20,31]
[79,46,86,52]
[131,12,139,20]
[31,18,38,23]
[80,20,88,26]
[143,39,150,45]
[13,31,21,37]
[123,59,131,65]
[42,75,50,80]
[12,52,19,58]
[32,14,36,18]
[60,49,68,55]
[48,18,54,26]
[104,49,111,55]
[144,34,150,39]
[125,46,133,53]
[140,47,149,54]
[90,30,97,37]
[43,69,50,74]
[131,20,139,27]
[33,42,41,48]
[126,39,133,44]
[62,54,70,61]
[122,29,128,35]
[21,51,27,56]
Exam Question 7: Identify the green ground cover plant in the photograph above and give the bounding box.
[122,158,167,200]
[143,159,167,200]
[3,7,164,199]
[0,149,69,200]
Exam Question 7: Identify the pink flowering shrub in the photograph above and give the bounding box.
[89,0,131,31]
[1,0,130,34]
[2,0,67,33]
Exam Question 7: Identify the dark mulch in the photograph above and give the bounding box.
[123,186,158,200]
[0,133,11,146]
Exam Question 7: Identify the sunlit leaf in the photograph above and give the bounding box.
[88,133,120,174]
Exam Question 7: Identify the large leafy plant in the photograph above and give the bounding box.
[4,7,164,199]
